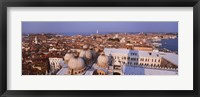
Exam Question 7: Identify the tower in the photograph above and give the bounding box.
[34,36,38,44]
[96,30,98,34]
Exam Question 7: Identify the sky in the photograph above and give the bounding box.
[22,22,178,35]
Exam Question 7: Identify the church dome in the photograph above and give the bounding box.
[79,50,92,60]
[83,44,89,49]
[97,52,109,68]
[64,53,74,62]
[68,57,85,70]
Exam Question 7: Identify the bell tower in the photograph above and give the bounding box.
[34,36,38,44]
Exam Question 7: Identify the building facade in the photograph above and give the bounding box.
[49,58,63,73]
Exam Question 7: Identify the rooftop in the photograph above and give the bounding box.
[123,65,178,75]
[104,48,138,55]
[139,51,160,57]
[104,48,160,57]
[160,52,178,66]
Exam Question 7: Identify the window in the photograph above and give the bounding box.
[145,59,147,62]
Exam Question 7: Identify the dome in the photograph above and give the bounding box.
[79,50,92,60]
[71,49,76,53]
[83,45,89,49]
[68,57,85,70]
[97,53,109,68]
[64,53,74,62]
[89,46,94,50]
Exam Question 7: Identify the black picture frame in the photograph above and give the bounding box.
[0,0,200,97]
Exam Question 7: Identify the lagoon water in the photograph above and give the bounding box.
[159,38,178,52]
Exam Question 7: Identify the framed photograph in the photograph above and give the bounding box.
[0,0,199,97]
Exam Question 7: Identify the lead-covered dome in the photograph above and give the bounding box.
[64,53,73,62]
[68,57,85,70]
[83,44,89,50]
[79,50,92,60]
[97,52,109,68]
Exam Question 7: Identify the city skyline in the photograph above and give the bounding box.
[22,22,178,35]
[22,22,178,75]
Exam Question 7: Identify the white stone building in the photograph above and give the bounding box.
[104,48,178,75]
[138,51,161,67]
[49,58,63,73]
[104,48,164,67]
